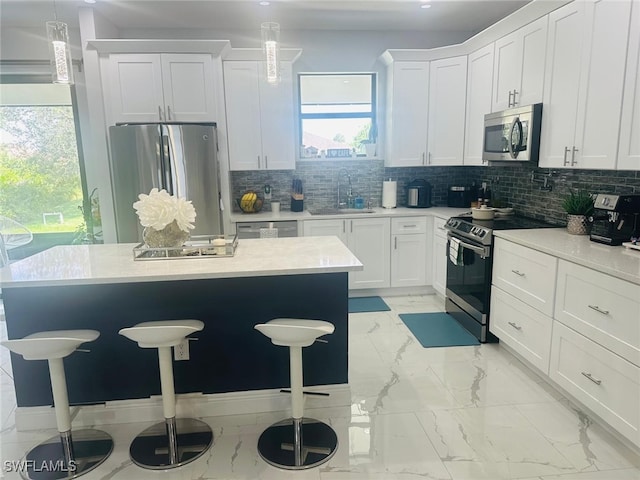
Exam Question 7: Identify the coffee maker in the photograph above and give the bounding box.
[589,194,640,246]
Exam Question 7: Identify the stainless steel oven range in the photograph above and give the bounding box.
[444,215,558,343]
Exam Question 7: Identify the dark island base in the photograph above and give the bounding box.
[4,273,348,407]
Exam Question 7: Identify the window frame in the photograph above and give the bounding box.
[297,72,378,160]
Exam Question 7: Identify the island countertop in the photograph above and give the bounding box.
[0,236,363,288]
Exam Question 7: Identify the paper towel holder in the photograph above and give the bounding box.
[382,178,397,209]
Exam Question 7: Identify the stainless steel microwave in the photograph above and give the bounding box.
[483,103,542,162]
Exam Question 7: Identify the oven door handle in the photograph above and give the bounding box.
[448,235,491,258]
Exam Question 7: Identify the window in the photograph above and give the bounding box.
[299,73,377,159]
[0,84,91,244]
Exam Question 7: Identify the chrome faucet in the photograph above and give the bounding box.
[337,169,348,208]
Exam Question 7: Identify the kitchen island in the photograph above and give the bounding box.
[0,236,362,408]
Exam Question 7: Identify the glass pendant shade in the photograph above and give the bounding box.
[261,22,280,85]
[46,21,74,84]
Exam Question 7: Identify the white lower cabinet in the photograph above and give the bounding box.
[432,217,448,296]
[492,237,640,448]
[550,321,640,446]
[303,217,390,289]
[390,217,428,287]
[490,286,552,373]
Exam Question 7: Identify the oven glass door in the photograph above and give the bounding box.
[446,235,492,321]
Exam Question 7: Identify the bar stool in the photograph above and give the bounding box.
[1,330,113,480]
[118,320,212,470]
[254,318,338,470]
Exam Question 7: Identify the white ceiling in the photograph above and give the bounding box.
[1,0,531,33]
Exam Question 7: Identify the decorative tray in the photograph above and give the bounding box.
[133,235,238,261]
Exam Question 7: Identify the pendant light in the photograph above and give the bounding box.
[261,22,280,85]
[46,0,74,84]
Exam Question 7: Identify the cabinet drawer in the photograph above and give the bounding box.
[490,286,552,374]
[555,260,640,367]
[433,217,448,238]
[550,322,640,448]
[391,216,427,235]
[492,238,557,316]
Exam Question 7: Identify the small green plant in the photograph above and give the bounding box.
[562,189,595,216]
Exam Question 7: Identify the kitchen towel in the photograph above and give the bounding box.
[382,180,397,208]
[449,237,463,265]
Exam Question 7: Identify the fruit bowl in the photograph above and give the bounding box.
[237,191,263,213]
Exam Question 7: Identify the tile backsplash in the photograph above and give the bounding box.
[230,161,640,226]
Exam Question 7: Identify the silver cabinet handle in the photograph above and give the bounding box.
[512,89,518,106]
[257,155,261,169]
[428,152,432,165]
[403,224,417,228]
[588,305,610,315]
[563,146,571,166]
[508,321,522,330]
[508,90,513,107]
[581,372,602,386]
[511,269,525,277]
[342,220,346,234]
[571,146,578,166]
[394,237,398,249]
[158,106,163,121]
[167,105,172,120]
[265,155,268,169]
[350,220,353,233]
[422,152,426,165]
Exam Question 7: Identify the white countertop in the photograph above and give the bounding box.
[494,229,640,285]
[0,236,363,288]
[230,206,470,222]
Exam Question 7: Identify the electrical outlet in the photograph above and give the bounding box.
[174,339,190,361]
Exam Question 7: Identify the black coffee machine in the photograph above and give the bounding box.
[407,179,432,208]
[590,194,640,246]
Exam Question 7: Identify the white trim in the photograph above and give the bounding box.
[223,48,302,63]
[14,384,351,431]
[86,39,232,56]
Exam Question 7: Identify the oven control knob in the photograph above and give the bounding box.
[478,231,486,238]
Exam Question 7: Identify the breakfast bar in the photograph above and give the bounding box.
[0,236,363,408]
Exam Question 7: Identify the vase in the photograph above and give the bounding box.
[364,143,377,157]
[143,220,190,248]
[566,214,591,235]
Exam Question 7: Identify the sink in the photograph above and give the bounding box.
[310,208,375,215]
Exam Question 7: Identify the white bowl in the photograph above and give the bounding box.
[471,207,496,220]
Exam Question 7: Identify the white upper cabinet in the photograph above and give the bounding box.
[108,53,217,124]
[618,0,640,170]
[492,16,547,112]
[224,61,295,171]
[427,56,467,166]
[540,0,632,169]
[385,61,430,167]
[464,44,494,166]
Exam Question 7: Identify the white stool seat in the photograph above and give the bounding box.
[119,320,204,348]
[1,329,99,360]
[254,319,334,347]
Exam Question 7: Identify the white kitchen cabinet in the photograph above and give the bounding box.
[492,16,547,112]
[303,217,390,289]
[432,216,448,296]
[384,61,430,167]
[490,286,553,374]
[554,260,640,367]
[107,53,217,124]
[390,217,427,287]
[492,237,557,316]
[618,0,640,170]
[224,61,295,171]
[427,56,467,166]
[464,44,494,166]
[540,0,632,169]
[550,321,640,448]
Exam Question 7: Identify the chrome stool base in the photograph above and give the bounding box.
[129,418,213,470]
[22,429,113,480]
[257,417,338,470]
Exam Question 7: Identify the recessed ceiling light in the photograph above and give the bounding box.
[421,4,432,8]
[259,1,271,5]
[84,0,97,3]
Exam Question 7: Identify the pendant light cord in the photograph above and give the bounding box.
[53,0,59,21]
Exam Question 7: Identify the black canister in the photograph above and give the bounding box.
[406,179,432,208]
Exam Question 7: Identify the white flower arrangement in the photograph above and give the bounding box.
[133,188,196,232]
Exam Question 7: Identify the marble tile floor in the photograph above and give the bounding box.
[1,294,639,479]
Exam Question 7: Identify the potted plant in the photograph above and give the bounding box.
[562,189,595,235]
[361,123,378,157]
